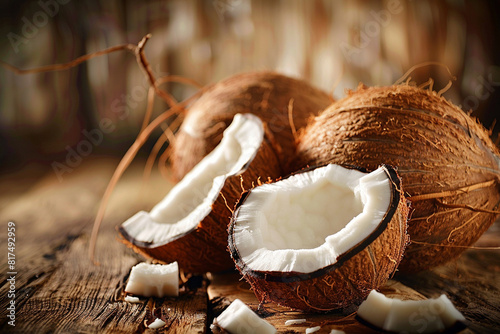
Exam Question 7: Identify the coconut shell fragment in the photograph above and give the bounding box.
[119,114,282,273]
[294,84,500,273]
[228,164,409,312]
[171,71,333,180]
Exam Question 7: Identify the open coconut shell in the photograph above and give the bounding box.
[171,71,333,180]
[228,164,409,312]
[294,84,500,273]
[119,114,282,273]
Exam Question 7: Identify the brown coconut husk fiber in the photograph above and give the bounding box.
[294,83,500,273]
[171,71,333,180]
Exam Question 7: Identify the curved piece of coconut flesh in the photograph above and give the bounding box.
[229,164,409,312]
[211,299,277,334]
[119,114,282,273]
[357,290,466,333]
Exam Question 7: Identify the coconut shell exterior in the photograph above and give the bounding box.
[228,165,409,312]
[119,122,282,274]
[294,84,500,273]
[171,71,332,181]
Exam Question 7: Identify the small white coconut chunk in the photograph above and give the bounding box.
[385,299,445,332]
[356,288,393,328]
[213,299,276,334]
[124,262,179,298]
[357,290,465,334]
[121,113,264,245]
[284,319,307,326]
[124,295,141,303]
[438,294,467,327]
[305,326,321,333]
[329,330,345,334]
[148,318,166,329]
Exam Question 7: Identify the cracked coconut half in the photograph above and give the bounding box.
[228,164,409,312]
[119,114,282,273]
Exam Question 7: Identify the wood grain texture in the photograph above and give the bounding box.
[0,157,206,333]
[0,156,498,333]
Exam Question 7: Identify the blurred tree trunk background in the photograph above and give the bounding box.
[0,0,499,172]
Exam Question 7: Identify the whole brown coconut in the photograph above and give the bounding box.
[171,71,333,180]
[294,84,500,273]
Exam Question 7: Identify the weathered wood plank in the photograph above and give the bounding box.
[0,163,50,212]
[142,283,208,334]
[6,235,142,333]
[1,158,119,331]
[0,157,208,333]
[5,231,207,333]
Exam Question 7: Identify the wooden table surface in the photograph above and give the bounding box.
[1,156,499,333]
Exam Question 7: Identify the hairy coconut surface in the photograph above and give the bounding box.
[119,114,282,273]
[228,164,409,312]
[294,84,500,273]
[171,71,332,180]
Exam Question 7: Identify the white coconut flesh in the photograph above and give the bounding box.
[305,326,321,333]
[124,261,179,298]
[121,113,264,245]
[357,290,466,333]
[231,164,392,273]
[124,295,141,303]
[212,298,277,334]
[148,318,167,329]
